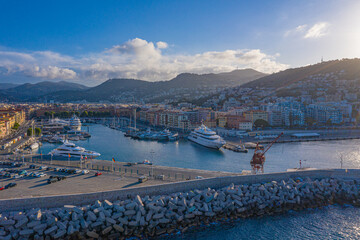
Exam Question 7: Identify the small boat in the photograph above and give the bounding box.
[143,159,153,165]
[234,144,248,153]
[30,142,39,150]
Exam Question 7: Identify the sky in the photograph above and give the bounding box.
[0,0,360,86]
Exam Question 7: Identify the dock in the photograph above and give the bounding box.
[223,143,249,153]
[223,142,263,152]
[258,136,360,144]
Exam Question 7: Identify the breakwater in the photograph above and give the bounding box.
[1,170,360,239]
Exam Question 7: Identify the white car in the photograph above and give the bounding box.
[75,169,82,174]
[35,173,47,178]
[195,176,204,179]
[81,170,89,174]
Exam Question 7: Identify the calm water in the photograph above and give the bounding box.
[168,205,360,240]
[38,124,360,239]
[38,124,360,173]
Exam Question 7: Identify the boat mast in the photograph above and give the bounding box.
[134,108,136,131]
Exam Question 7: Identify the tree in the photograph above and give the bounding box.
[254,119,270,128]
[35,127,41,136]
[27,128,34,136]
[12,122,20,130]
[326,119,333,126]
[305,117,316,126]
[80,111,88,117]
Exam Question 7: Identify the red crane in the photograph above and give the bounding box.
[251,132,283,173]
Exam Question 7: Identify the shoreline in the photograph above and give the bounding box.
[0,169,359,239]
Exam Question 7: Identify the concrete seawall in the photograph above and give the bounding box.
[1,169,359,212]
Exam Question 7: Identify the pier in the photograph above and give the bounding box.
[257,135,360,144]
[1,168,359,239]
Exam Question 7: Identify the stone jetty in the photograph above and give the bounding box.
[1,176,360,239]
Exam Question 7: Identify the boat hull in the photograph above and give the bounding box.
[50,152,100,158]
[30,143,39,150]
[188,135,225,149]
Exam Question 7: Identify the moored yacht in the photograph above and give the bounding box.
[49,141,100,158]
[188,124,226,149]
[30,142,39,150]
[69,114,82,131]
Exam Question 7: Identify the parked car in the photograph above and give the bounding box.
[57,176,67,180]
[155,175,165,180]
[0,187,4,191]
[47,178,58,184]
[81,170,89,174]
[95,172,102,176]
[195,176,204,179]
[5,182,17,189]
[29,165,37,169]
[138,176,148,183]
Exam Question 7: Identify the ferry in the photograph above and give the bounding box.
[188,124,226,149]
[49,141,100,158]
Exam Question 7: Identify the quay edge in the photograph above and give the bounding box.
[1,169,360,239]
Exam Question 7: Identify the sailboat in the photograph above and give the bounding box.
[30,123,39,150]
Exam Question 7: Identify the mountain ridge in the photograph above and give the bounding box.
[10,68,266,102]
[0,81,89,101]
[242,58,360,89]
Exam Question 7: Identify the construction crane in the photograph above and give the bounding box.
[251,132,283,173]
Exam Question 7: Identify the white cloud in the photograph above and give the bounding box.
[26,66,76,79]
[0,38,288,84]
[156,41,168,49]
[284,24,307,37]
[304,22,330,39]
[284,22,330,39]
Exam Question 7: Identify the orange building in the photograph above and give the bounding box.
[226,115,246,129]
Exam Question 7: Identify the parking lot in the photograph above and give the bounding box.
[0,163,168,200]
[0,161,238,200]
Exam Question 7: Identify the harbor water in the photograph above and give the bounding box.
[38,124,360,173]
[37,124,360,239]
[169,205,360,240]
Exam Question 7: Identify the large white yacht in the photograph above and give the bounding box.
[49,141,100,158]
[188,124,226,149]
[69,114,82,131]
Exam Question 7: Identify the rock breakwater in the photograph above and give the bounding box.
[1,177,360,239]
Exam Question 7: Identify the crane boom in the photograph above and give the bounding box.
[262,132,283,154]
[251,132,283,174]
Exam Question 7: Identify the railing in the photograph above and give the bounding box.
[1,155,191,181]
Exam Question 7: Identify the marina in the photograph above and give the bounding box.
[32,124,360,173]
[2,123,360,239]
